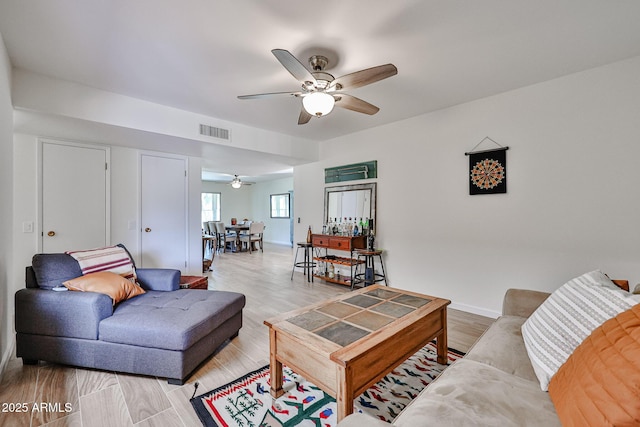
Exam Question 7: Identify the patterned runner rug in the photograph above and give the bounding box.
[191,342,464,426]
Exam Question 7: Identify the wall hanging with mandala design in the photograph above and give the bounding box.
[465,137,509,195]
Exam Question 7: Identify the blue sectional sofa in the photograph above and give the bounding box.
[15,250,245,384]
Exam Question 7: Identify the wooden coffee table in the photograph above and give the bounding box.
[263,284,450,421]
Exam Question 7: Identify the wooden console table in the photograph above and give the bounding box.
[311,234,366,287]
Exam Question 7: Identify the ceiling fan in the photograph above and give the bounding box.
[228,175,255,189]
[238,49,397,125]
[210,174,253,189]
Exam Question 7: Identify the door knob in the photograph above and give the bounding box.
[144,228,152,232]
[47,231,56,237]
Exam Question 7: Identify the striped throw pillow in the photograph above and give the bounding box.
[66,245,137,283]
[521,270,639,391]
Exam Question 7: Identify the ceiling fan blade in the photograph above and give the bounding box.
[298,106,313,125]
[238,91,301,99]
[331,64,397,90]
[272,49,317,84]
[334,94,380,115]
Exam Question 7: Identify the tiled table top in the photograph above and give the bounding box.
[285,287,432,347]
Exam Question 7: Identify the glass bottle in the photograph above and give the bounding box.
[306,226,312,243]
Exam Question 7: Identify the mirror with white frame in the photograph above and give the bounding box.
[324,183,376,232]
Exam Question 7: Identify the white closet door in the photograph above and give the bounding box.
[140,154,187,271]
[41,141,109,253]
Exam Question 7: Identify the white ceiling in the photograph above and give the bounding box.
[2,1,640,180]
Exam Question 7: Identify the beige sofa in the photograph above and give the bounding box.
[338,289,560,427]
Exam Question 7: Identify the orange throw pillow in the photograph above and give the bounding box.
[548,304,640,426]
[64,271,145,305]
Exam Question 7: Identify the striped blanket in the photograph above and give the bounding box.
[66,245,137,283]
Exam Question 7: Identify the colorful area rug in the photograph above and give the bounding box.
[191,342,464,426]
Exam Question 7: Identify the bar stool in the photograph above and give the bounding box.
[353,249,387,289]
[291,242,316,282]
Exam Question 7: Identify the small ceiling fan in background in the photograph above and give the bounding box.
[210,174,254,189]
[238,49,397,125]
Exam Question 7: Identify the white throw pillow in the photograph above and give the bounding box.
[521,270,639,391]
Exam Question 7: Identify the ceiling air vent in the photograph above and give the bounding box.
[199,124,230,141]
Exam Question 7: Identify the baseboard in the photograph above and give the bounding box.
[263,240,292,247]
[0,335,15,381]
[449,301,500,319]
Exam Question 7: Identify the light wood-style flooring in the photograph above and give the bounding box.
[0,243,494,427]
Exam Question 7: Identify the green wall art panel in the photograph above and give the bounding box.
[325,161,377,183]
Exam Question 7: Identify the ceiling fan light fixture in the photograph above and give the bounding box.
[231,175,242,189]
[302,92,335,117]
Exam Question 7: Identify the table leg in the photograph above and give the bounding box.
[307,246,314,282]
[269,328,284,398]
[336,365,354,422]
[378,254,387,286]
[436,308,448,365]
[305,246,311,282]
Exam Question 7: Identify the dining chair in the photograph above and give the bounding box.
[214,222,236,253]
[205,221,217,252]
[239,221,264,253]
[238,220,252,238]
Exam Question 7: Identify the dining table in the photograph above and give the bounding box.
[225,224,250,252]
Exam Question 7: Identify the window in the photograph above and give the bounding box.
[202,192,221,223]
[270,193,290,218]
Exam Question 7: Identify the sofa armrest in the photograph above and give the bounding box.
[136,268,180,291]
[15,288,113,340]
[502,288,550,318]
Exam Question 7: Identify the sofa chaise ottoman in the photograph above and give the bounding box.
[15,248,245,385]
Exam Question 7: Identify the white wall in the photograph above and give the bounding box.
[0,33,14,376]
[187,156,203,269]
[202,181,253,225]
[251,177,293,246]
[295,55,640,317]
[12,134,38,294]
[12,69,318,163]
[202,176,294,245]
[110,146,140,252]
